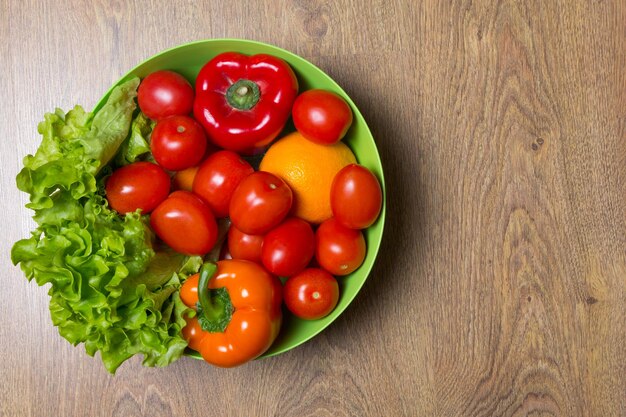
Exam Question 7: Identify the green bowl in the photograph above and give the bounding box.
[95,39,386,359]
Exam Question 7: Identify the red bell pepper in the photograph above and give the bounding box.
[180,260,283,367]
[193,52,299,154]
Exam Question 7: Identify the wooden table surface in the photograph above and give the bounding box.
[1,1,624,416]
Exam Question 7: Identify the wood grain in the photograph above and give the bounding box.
[1,0,624,416]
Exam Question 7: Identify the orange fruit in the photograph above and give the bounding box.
[260,132,357,224]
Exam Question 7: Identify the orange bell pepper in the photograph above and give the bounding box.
[180,260,282,367]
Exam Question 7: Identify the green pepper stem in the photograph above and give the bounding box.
[197,263,219,318]
[196,261,234,333]
[226,79,261,110]
[195,220,234,332]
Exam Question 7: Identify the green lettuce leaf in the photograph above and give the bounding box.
[83,77,142,168]
[12,78,197,373]
[115,111,154,166]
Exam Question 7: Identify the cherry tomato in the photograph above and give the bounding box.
[262,218,315,277]
[150,191,218,255]
[228,225,264,263]
[230,171,293,235]
[331,164,382,229]
[137,70,194,120]
[292,89,353,145]
[151,115,207,171]
[105,162,170,214]
[283,268,339,320]
[192,151,254,218]
[315,218,366,276]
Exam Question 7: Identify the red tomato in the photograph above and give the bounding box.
[228,225,264,263]
[262,218,315,277]
[137,70,194,120]
[292,89,353,145]
[192,151,254,218]
[105,162,170,214]
[331,164,382,229]
[283,268,339,320]
[151,115,207,171]
[229,171,293,235]
[150,191,218,255]
[315,218,365,276]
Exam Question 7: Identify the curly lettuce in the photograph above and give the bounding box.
[11,78,198,373]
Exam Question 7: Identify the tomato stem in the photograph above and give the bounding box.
[226,79,261,110]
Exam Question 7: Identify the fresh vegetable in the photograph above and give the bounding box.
[228,225,264,263]
[14,50,381,373]
[229,171,293,235]
[180,261,283,367]
[150,115,207,171]
[284,268,339,320]
[150,191,218,256]
[315,218,366,275]
[105,161,170,214]
[292,89,353,145]
[138,70,194,120]
[193,52,298,154]
[262,217,315,277]
[192,150,254,218]
[331,164,382,229]
[114,112,154,166]
[11,78,197,373]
